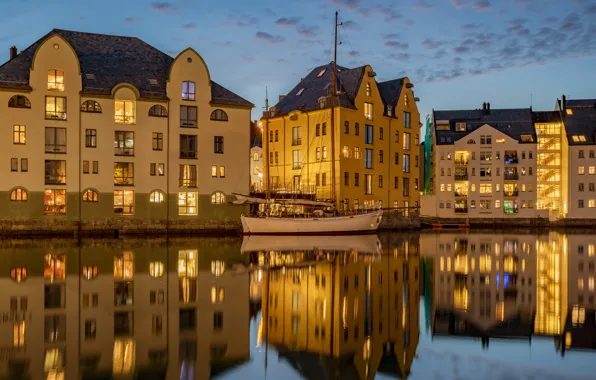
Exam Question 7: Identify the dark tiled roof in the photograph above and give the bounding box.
[377,78,405,107]
[0,29,252,106]
[564,106,596,145]
[273,62,366,115]
[567,99,596,108]
[433,108,535,145]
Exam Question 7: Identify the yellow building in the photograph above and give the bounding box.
[0,29,253,231]
[263,62,421,210]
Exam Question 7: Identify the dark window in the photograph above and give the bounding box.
[322,122,327,136]
[11,158,17,172]
[365,125,373,144]
[394,176,399,189]
[213,312,224,331]
[114,311,133,336]
[85,129,97,147]
[344,172,349,186]
[44,315,66,342]
[344,121,349,134]
[180,308,196,331]
[114,282,133,306]
[81,100,101,113]
[379,127,384,140]
[210,109,228,121]
[45,160,66,185]
[180,105,197,128]
[149,104,168,117]
[44,284,65,309]
[85,319,97,340]
[379,175,383,188]
[365,148,373,169]
[180,135,197,159]
[379,150,384,163]
[8,95,31,108]
[355,123,360,136]
[114,131,134,156]
[316,124,320,136]
[403,177,410,196]
[20,159,27,172]
[152,132,163,150]
[45,127,67,153]
[395,152,399,165]
[214,136,224,153]
[354,173,360,186]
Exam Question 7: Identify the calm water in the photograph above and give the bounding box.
[3,231,596,379]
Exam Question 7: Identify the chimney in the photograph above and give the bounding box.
[562,95,567,113]
[482,102,486,113]
[9,46,17,60]
[487,102,491,114]
[279,95,285,102]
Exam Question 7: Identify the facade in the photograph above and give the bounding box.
[1,29,252,231]
[250,128,263,192]
[0,238,249,379]
[425,97,596,221]
[262,62,421,211]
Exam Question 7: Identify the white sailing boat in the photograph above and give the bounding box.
[239,12,383,235]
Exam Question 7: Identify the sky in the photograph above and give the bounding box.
[1,0,595,121]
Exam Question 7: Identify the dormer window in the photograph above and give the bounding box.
[115,100,136,124]
[296,88,305,96]
[566,109,573,115]
[318,97,326,109]
[182,81,195,101]
[520,135,534,142]
[48,69,64,91]
[366,83,371,97]
[572,135,587,142]
[386,105,393,117]
[317,69,326,77]
[85,73,96,80]
[148,79,159,87]
[455,122,466,131]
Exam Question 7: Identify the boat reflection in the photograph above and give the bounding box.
[257,234,420,379]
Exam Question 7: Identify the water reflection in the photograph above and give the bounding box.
[0,232,594,379]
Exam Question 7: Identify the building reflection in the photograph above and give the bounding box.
[0,237,250,380]
[254,234,420,379]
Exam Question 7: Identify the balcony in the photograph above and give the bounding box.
[454,208,468,214]
[455,174,468,181]
[291,138,302,146]
[504,191,519,197]
[179,179,197,187]
[454,191,468,197]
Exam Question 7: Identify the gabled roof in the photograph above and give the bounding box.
[0,29,252,106]
[567,99,596,108]
[563,105,596,145]
[433,108,535,145]
[377,78,405,108]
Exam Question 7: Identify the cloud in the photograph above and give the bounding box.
[385,41,409,49]
[471,0,492,11]
[297,24,320,37]
[150,2,176,13]
[454,45,471,54]
[422,39,444,49]
[275,17,301,27]
[412,0,434,10]
[332,0,362,10]
[255,31,285,44]
[342,20,361,30]
[381,33,400,40]
[450,0,466,9]
[559,13,582,33]
[225,14,259,27]
[182,23,196,30]
[348,50,360,57]
[124,17,141,24]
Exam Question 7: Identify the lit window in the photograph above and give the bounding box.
[211,287,225,304]
[211,165,217,177]
[45,96,67,120]
[590,166,595,175]
[495,200,501,208]
[44,189,66,215]
[590,276,595,291]
[149,190,165,203]
[10,188,28,202]
[47,69,64,91]
[455,122,466,131]
[113,339,135,375]
[179,192,198,215]
[211,260,225,276]
[82,265,98,280]
[566,108,573,115]
[114,252,134,280]
[44,254,66,282]
[366,83,371,96]
[579,278,584,290]
[13,321,25,347]
[590,200,595,208]
[114,190,134,215]
[253,152,259,161]
[219,166,225,178]
[211,191,226,204]
[83,189,98,202]
[114,100,136,124]
[13,125,25,144]
[364,102,373,120]
[44,348,65,377]
[81,100,102,113]
[178,250,197,277]
[182,81,196,100]
[579,166,585,175]
[149,262,164,277]
[10,267,27,283]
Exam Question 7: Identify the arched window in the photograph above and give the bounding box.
[467,139,476,144]
[48,69,64,91]
[210,109,228,121]
[10,188,28,201]
[182,81,195,100]
[83,189,99,202]
[82,265,98,280]
[10,268,27,283]
[81,100,101,113]
[366,83,371,96]
[211,192,226,204]
[8,95,31,109]
[150,190,165,203]
[149,105,168,117]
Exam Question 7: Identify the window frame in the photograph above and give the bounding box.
[152,132,164,151]
[114,162,134,186]
[81,100,102,113]
[8,95,31,109]
[45,96,67,120]
[82,189,99,202]
[179,191,198,215]
[47,69,65,91]
[114,131,135,156]
[10,188,28,202]
[182,81,196,101]
[114,190,135,215]
[85,129,97,148]
[44,189,66,215]
[13,125,26,144]
[210,109,228,121]
[180,135,198,159]
[148,104,168,117]
[114,100,136,124]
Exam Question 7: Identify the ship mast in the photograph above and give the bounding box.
[330,11,340,209]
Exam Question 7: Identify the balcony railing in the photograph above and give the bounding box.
[292,164,301,170]
[504,191,519,197]
[504,173,519,180]
[179,179,197,187]
[455,174,468,181]
[454,159,469,165]
[46,111,67,120]
[454,191,468,197]
[292,138,302,146]
[454,208,468,214]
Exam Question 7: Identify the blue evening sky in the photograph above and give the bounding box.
[2,0,595,122]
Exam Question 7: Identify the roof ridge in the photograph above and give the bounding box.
[51,28,142,40]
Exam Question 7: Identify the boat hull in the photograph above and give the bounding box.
[241,210,383,235]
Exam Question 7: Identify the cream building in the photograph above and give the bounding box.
[0,29,252,230]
